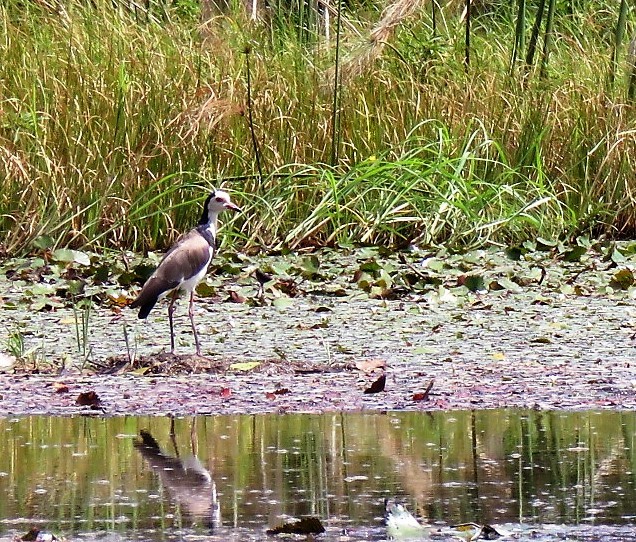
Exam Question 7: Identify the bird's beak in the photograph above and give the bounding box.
[225,202,241,212]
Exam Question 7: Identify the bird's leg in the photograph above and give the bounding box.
[168,291,179,354]
[188,290,202,356]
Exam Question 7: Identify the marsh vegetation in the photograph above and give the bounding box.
[0,0,635,255]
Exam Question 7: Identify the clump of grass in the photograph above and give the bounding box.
[0,0,635,255]
[236,120,565,249]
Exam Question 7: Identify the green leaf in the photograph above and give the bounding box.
[300,255,321,279]
[196,281,216,297]
[66,280,85,295]
[489,278,522,293]
[52,249,91,266]
[462,274,486,292]
[422,258,446,272]
[273,297,294,310]
[609,247,626,264]
[562,246,587,262]
[26,284,55,296]
[270,261,292,275]
[412,346,437,355]
[610,268,634,290]
[505,246,524,261]
[359,259,381,274]
[32,235,54,251]
[536,237,558,250]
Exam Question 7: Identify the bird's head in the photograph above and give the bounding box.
[200,190,241,224]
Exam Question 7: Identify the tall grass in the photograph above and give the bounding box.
[0,0,635,254]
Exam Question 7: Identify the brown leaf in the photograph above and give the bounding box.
[364,373,386,394]
[413,379,434,402]
[220,387,232,398]
[265,392,276,400]
[108,293,129,307]
[355,358,387,373]
[52,382,69,393]
[76,391,101,407]
[228,291,246,303]
[272,387,290,395]
[277,278,300,297]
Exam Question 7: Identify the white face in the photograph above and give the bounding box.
[209,190,241,213]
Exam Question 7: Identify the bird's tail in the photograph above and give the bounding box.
[130,297,157,319]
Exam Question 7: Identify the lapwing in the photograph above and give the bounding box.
[130,190,240,355]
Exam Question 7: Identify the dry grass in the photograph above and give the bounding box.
[0,0,635,254]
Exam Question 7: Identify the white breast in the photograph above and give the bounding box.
[179,246,214,293]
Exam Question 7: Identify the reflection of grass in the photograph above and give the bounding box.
[2,411,634,530]
[0,1,634,254]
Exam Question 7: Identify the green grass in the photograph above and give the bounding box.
[0,0,634,254]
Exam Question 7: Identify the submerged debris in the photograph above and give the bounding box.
[17,527,60,542]
[266,516,326,535]
[384,499,429,539]
[385,499,509,541]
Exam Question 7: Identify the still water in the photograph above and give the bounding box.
[1,410,636,541]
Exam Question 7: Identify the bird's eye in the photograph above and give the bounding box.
[215,197,224,203]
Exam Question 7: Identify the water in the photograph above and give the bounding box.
[2,410,636,541]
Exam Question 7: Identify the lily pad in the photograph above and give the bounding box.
[273,297,294,310]
[609,268,634,290]
[52,249,91,266]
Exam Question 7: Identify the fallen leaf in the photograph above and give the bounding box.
[130,366,151,375]
[413,380,434,401]
[52,382,69,393]
[108,293,130,307]
[229,361,261,371]
[272,387,290,395]
[76,391,101,407]
[364,373,386,394]
[355,358,387,373]
[228,291,246,303]
[220,387,232,398]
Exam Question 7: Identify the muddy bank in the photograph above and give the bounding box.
[1,290,635,416]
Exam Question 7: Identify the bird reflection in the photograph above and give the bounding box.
[134,428,220,530]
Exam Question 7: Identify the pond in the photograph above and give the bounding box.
[2,410,636,541]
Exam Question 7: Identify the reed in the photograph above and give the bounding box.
[0,0,634,254]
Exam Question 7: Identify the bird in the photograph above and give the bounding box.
[130,190,241,355]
